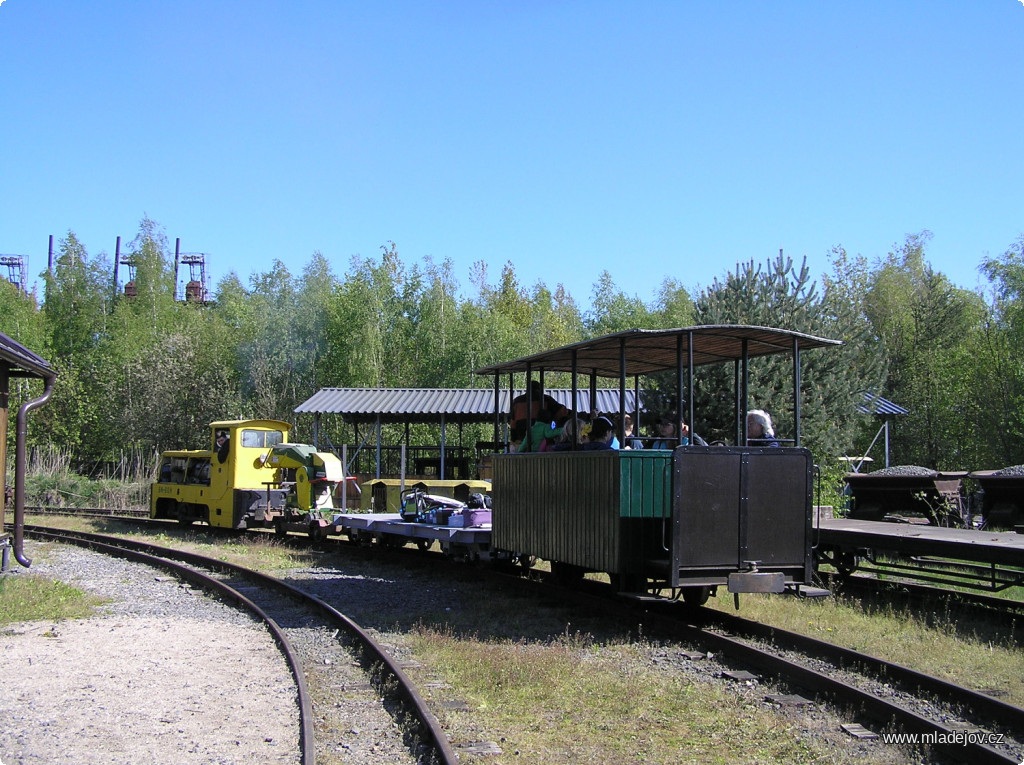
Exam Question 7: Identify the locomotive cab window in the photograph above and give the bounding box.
[159,456,188,484]
[187,458,211,485]
[241,429,286,448]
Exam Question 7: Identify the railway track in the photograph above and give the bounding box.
[25,509,1024,762]
[23,523,457,765]
[498,571,1024,765]
[657,602,1024,764]
[35,505,1024,617]
[827,571,1024,620]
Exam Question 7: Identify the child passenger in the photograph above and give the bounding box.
[582,416,617,451]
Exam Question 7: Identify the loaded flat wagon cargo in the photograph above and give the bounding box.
[361,478,492,513]
[331,511,493,559]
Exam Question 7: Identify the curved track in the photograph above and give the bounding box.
[24,523,458,765]
[25,509,1024,762]
[32,506,1024,617]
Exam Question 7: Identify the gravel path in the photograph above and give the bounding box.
[0,541,415,765]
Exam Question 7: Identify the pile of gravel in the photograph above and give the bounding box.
[870,465,938,477]
[992,465,1024,476]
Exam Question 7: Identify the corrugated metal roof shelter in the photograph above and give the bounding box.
[475,325,843,449]
[294,387,639,480]
[294,387,638,424]
[474,325,842,377]
[858,392,908,417]
[851,392,909,470]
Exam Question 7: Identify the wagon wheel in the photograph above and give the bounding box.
[609,573,646,593]
[176,503,194,527]
[834,550,858,578]
[516,553,537,570]
[273,518,287,537]
[551,561,585,584]
[681,586,711,607]
[415,538,432,552]
[308,522,327,542]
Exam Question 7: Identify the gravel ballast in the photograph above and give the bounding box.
[0,543,302,765]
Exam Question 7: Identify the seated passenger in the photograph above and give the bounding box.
[508,421,527,452]
[589,410,620,449]
[651,414,707,448]
[615,413,644,449]
[510,380,570,436]
[550,416,585,451]
[746,409,780,447]
[582,416,617,451]
[518,410,560,453]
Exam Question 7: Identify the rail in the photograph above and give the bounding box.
[25,524,459,765]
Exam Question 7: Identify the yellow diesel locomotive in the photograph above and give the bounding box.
[151,419,344,531]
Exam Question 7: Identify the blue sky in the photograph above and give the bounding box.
[2,1,1022,306]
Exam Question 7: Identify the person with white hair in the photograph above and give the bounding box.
[746,409,780,447]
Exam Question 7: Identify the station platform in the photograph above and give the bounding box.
[814,517,1024,567]
[814,516,1024,591]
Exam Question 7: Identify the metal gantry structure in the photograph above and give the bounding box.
[176,249,210,304]
[0,255,28,294]
[8,236,212,304]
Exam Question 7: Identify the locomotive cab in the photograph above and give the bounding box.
[151,419,294,529]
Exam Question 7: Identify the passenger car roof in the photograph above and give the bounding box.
[474,325,843,378]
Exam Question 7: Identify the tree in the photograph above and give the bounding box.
[0,282,50,459]
[692,252,877,457]
[863,233,986,469]
[652,277,695,329]
[975,236,1024,466]
[324,243,417,388]
[585,271,653,336]
[42,232,111,364]
[111,330,243,452]
[530,282,584,356]
[240,259,308,419]
[35,232,113,455]
[0,280,45,352]
[460,260,536,374]
[298,253,339,392]
[403,256,476,387]
[117,217,177,323]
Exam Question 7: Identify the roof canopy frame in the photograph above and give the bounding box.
[475,325,843,448]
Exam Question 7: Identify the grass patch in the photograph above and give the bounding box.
[0,573,106,625]
[405,625,903,764]
[706,590,1024,706]
[21,445,151,512]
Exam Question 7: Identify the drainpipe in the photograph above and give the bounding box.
[13,372,56,567]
